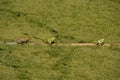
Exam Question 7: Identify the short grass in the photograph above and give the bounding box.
[0,0,120,43]
[0,0,120,80]
[0,44,120,80]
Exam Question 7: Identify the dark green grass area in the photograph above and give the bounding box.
[0,44,120,80]
[0,0,120,80]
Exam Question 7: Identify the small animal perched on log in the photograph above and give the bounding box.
[15,36,31,44]
[96,39,105,46]
[43,37,56,45]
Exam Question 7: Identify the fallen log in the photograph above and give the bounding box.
[1,41,120,47]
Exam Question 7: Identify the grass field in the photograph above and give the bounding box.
[0,0,120,80]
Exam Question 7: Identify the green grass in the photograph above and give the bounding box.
[0,0,120,80]
[0,0,120,43]
[0,44,120,80]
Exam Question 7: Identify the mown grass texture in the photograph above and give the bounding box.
[0,0,120,43]
[0,0,120,80]
[0,44,120,80]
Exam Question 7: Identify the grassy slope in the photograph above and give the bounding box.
[0,0,120,80]
[0,0,120,43]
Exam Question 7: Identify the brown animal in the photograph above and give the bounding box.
[15,36,31,44]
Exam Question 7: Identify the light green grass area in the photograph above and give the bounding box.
[0,0,120,80]
[0,0,120,43]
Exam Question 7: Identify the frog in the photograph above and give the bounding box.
[43,37,56,45]
[96,39,105,46]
